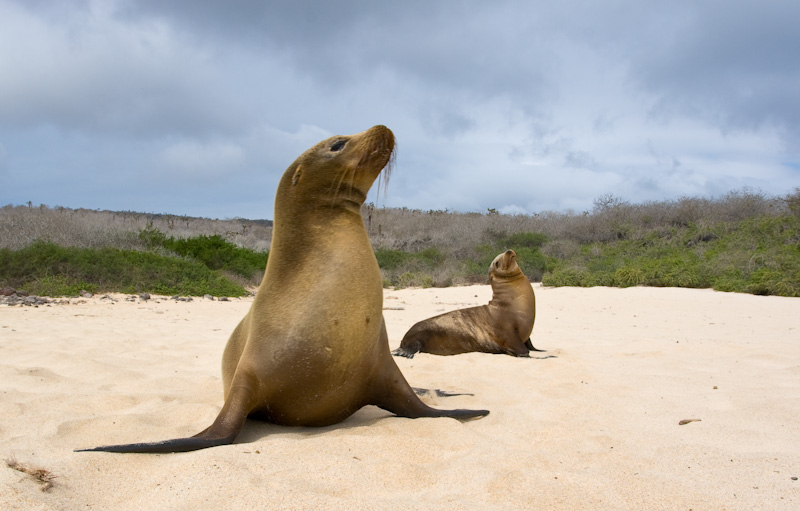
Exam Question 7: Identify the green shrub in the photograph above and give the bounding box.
[4,195,799,297]
[416,247,446,267]
[541,266,612,287]
[32,275,98,297]
[374,248,411,270]
[138,225,167,248]
[501,232,548,249]
[162,234,267,279]
[614,267,645,287]
[376,247,449,286]
[0,241,248,297]
[514,247,550,281]
[393,272,434,288]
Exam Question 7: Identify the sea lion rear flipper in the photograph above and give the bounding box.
[524,338,546,352]
[75,376,259,453]
[73,432,238,454]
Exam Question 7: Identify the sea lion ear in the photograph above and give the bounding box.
[292,165,303,186]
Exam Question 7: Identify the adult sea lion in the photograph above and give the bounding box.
[77,125,488,453]
[392,250,542,358]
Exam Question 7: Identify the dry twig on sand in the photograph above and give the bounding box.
[5,457,57,492]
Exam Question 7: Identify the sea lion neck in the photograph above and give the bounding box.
[488,270,527,305]
[273,181,367,226]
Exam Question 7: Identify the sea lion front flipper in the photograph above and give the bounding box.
[501,335,532,357]
[391,346,417,358]
[75,374,259,453]
[524,338,546,352]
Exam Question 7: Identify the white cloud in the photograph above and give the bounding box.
[499,204,528,215]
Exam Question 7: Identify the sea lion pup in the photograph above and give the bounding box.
[76,125,488,454]
[392,249,542,358]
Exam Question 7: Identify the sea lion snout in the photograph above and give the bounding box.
[355,125,395,170]
[490,249,519,275]
[365,124,393,140]
[363,124,393,143]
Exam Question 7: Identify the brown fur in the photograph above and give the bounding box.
[77,125,487,453]
[393,250,539,358]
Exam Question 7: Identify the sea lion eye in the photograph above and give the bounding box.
[330,139,347,152]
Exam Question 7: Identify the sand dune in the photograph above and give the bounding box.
[2,284,799,510]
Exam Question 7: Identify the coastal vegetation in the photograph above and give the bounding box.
[1,187,799,297]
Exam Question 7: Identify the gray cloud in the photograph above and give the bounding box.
[632,1,800,147]
[0,0,798,219]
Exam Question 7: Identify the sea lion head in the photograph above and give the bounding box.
[283,125,395,212]
[489,250,523,280]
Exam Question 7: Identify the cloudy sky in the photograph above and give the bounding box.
[1,0,798,219]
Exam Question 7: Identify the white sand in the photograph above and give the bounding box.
[1,284,799,510]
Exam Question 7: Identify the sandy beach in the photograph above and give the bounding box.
[1,284,799,510]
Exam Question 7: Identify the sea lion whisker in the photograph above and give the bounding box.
[371,144,396,205]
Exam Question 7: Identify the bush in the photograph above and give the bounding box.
[4,189,799,297]
[133,227,268,283]
[500,232,548,249]
[542,266,614,287]
[0,241,249,297]
[614,267,645,287]
[539,213,799,296]
[394,272,435,288]
[162,233,267,279]
[785,187,800,219]
[375,248,411,270]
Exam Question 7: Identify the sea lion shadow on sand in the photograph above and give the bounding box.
[76,125,488,454]
[392,250,545,359]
